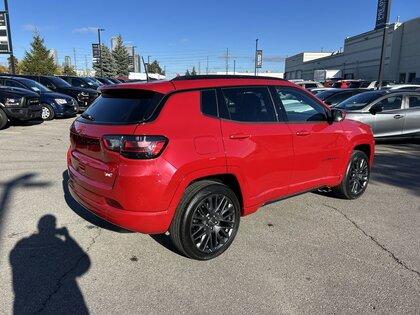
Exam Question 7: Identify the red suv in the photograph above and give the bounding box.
[67,75,374,260]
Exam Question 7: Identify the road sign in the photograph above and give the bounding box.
[375,0,390,30]
[0,12,10,53]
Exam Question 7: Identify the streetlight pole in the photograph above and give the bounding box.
[97,28,105,77]
[4,0,15,74]
[377,0,392,89]
[254,38,258,76]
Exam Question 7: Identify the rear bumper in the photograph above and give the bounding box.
[68,175,173,234]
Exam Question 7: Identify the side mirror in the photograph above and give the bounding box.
[330,108,346,122]
[369,104,383,115]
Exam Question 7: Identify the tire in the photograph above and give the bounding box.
[169,180,241,260]
[333,150,370,199]
[41,104,55,120]
[0,109,7,129]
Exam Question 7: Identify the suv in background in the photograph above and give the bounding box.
[0,76,78,120]
[19,75,99,111]
[295,80,324,90]
[68,75,374,260]
[59,76,102,90]
[0,86,41,129]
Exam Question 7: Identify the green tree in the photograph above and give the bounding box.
[191,66,197,76]
[93,44,116,77]
[112,34,129,77]
[7,56,19,74]
[62,65,76,75]
[147,60,164,75]
[20,33,57,75]
[185,69,190,76]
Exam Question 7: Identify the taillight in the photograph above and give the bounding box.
[102,135,168,159]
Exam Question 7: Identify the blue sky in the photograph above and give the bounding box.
[2,0,420,78]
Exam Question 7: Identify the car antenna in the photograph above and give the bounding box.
[142,56,149,82]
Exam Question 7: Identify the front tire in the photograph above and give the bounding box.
[0,109,7,129]
[170,180,241,260]
[333,150,370,199]
[41,104,55,120]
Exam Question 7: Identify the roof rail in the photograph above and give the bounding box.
[171,75,285,81]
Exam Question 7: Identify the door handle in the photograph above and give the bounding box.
[296,130,310,136]
[229,134,250,140]
[393,114,404,119]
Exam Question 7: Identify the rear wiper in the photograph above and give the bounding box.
[81,113,95,121]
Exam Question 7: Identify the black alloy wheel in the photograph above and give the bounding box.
[170,180,240,260]
[334,150,370,199]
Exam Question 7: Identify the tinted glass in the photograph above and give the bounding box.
[276,87,327,122]
[376,95,403,111]
[220,87,277,122]
[316,90,340,100]
[327,91,363,105]
[5,79,25,88]
[18,78,51,93]
[201,90,218,117]
[79,89,163,124]
[336,92,384,110]
[48,76,72,87]
[71,78,85,87]
[408,96,420,108]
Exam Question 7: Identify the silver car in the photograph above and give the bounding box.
[335,90,420,138]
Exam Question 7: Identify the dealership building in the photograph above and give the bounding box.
[284,16,420,83]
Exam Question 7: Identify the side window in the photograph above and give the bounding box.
[201,89,218,117]
[275,87,328,122]
[71,78,85,87]
[220,87,277,122]
[408,96,420,108]
[5,80,26,89]
[376,95,403,111]
[40,77,54,89]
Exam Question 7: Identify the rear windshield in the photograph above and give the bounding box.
[79,89,163,124]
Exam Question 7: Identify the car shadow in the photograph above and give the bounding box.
[62,171,133,233]
[149,233,183,257]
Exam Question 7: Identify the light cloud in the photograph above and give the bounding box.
[23,24,40,32]
[73,27,98,34]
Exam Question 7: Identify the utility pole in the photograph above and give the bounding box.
[377,0,392,89]
[84,55,88,75]
[234,60,236,75]
[206,56,209,75]
[4,0,15,74]
[97,28,105,77]
[198,62,201,75]
[254,38,259,76]
[225,48,229,75]
[73,48,77,72]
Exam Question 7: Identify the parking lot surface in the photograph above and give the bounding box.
[0,118,419,314]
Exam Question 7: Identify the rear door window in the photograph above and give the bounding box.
[408,95,420,108]
[219,87,277,122]
[201,89,218,117]
[79,89,163,124]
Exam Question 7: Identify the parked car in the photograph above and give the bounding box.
[0,86,41,129]
[382,84,420,90]
[335,90,420,137]
[68,75,375,260]
[0,76,78,120]
[94,77,116,85]
[331,80,361,88]
[59,76,102,90]
[309,87,334,95]
[20,75,99,111]
[316,88,368,107]
[108,78,123,84]
[347,80,394,89]
[294,80,324,90]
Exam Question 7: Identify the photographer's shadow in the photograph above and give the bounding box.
[9,215,90,314]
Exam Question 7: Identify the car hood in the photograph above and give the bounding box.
[42,91,75,100]
[59,86,98,95]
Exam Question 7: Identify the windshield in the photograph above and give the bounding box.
[84,77,100,86]
[49,76,72,88]
[335,92,384,110]
[20,78,51,93]
[316,90,340,100]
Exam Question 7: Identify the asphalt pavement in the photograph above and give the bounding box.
[0,118,419,314]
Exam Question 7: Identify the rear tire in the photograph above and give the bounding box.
[41,104,55,120]
[0,109,7,129]
[169,180,241,260]
[333,150,370,199]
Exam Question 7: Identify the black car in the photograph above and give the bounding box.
[316,88,368,107]
[0,76,78,120]
[0,86,41,129]
[94,77,116,85]
[19,75,99,111]
[59,76,102,90]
